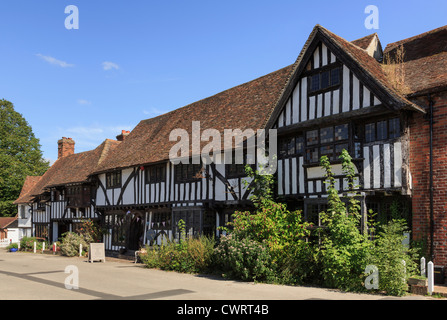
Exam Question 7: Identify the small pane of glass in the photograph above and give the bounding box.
[279,139,288,158]
[306,148,319,163]
[377,120,387,140]
[320,127,334,144]
[295,136,304,154]
[335,124,349,141]
[331,68,340,86]
[365,123,375,143]
[307,130,319,146]
[311,74,320,92]
[389,118,400,139]
[307,204,320,225]
[354,142,362,158]
[335,143,349,159]
[321,145,334,160]
[287,137,295,155]
[321,71,330,89]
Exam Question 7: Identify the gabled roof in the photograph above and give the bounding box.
[23,139,120,200]
[0,217,18,229]
[13,176,42,204]
[382,25,447,97]
[92,65,295,173]
[351,33,378,50]
[265,25,425,130]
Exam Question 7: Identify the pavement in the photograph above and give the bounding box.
[0,249,441,301]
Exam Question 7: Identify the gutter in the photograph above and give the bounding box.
[428,94,435,260]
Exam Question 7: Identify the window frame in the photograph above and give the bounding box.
[307,64,341,96]
[106,171,122,189]
[304,123,352,164]
[174,163,203,183]
[145,164,166,184]
[278,135,305,159]
[364,117,401,144]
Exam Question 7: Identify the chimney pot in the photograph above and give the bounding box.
[116,130,130,142]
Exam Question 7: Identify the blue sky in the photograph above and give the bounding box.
[1,0,446,162]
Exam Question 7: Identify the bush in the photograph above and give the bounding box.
[60,232,89,257]
[140,234,215,274]
[369,219,419,296]
[6,242,18,250]
[213,234,274,282]
[20,236,47,251]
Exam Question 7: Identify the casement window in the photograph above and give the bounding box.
[106,171,122,189]
[66,186,91,208]
[151,211,172,231]
[19,205,26,219]
[309,66,341,94]
[175,163,202,183]
[278,135,304,159]
[172,209,202,239]
[306,203,328,227]
[305,123,350,163]
[225,150,256,178]
[35,224,48,239]
[145,164,166,184]
[365,118,401,143]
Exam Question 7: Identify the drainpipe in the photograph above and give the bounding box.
[428,94,435,261]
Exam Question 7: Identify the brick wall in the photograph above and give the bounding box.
[410,91,447,267]
[57,137,75,159]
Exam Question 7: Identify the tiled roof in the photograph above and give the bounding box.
[17,24,447,199]
[0,217,18,229]
[383,25,447,97]
[351,33,378,50]
[92,65,295,173]
[317,25,424,113]
[23,139,120,199]
[13,176,42,204]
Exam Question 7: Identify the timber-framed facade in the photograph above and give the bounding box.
[14,24,447,279]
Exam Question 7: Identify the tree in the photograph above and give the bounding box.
[0,99,49,216]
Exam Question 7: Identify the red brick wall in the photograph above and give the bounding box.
[57,137,75,159]
[410,91,447,267]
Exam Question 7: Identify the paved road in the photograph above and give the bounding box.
[0,249,432,301]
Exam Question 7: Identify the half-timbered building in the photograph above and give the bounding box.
[89,66,294,253]
[14,24,447,277]
[13,176,42,240]
[266,25,425,228]
[16,137,120,242]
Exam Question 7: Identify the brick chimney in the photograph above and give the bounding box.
[116,130,130,142]
[57,137,75,159]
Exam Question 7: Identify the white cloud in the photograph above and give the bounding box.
[102,61,120,71]
[143,107,165,116]
[36,54,74,68]
[77,99,92,105]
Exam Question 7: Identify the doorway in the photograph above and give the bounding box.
[127,212,144,250]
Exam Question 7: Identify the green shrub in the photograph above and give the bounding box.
[60,232,89,257]
[140,234,215,274]
[213,234,274,282]
[317,151,376,292]
[20,236,47,251]
[369,219,419,296]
